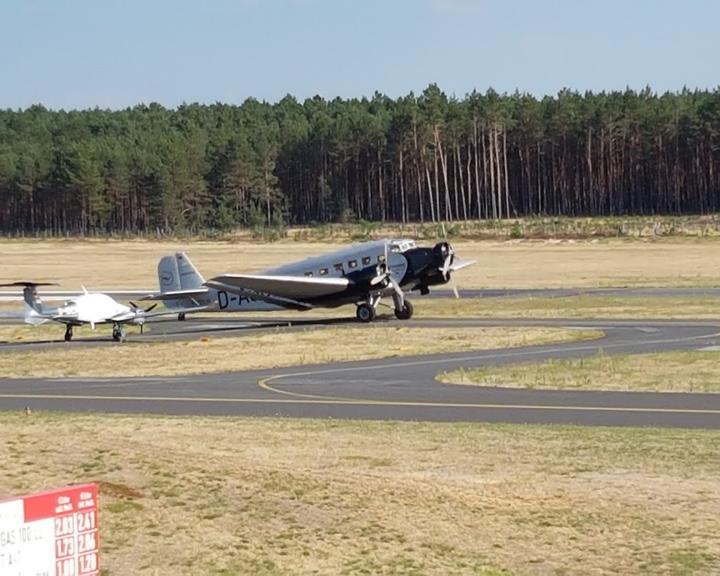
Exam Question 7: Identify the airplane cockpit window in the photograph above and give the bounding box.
[390,240,416,252]
[333,263,344,272]
[319,268,329,276]
[348,259,358,269]
[362,256,371,266]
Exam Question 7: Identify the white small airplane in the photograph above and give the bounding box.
[1,282,192,342]
[144,239,474,322]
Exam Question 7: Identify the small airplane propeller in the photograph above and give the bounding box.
[129,302,158,334]
[375,242,406,307]
[439,223,460,299]
[130,302,157,313]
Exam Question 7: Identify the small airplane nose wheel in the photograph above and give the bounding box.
[356,303,376,323]
[394,299,414,320]
[178,312,186,321]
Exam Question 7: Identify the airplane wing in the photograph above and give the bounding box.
[205,274,350,309]
[107,305,209,324]
[140,288,210,302]
[45,311,81,324]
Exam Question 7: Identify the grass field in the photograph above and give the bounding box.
[417,295,720,319]
[1,237,719,290]
[440,349,720,393]
[2,230,719,575]
[2,413,718,575]
[0,326,601,378]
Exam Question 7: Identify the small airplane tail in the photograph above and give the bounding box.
[24,302,49,325]
[20,283,54,325]
[0,282,55,325]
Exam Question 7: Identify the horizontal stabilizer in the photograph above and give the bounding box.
[0,281,58,288]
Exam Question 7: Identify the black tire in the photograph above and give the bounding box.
[64,327,73,342]
[178,313,186,321]
[356,303,376,323]
[394,299,414,320]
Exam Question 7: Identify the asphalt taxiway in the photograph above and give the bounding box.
[0,311,719,428]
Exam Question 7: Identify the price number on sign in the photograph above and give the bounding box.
[76,511,96,532]
[78,552,98,574]
[77,530,97,554]
[55,515,75,537]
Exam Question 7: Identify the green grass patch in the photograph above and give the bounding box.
[440,349,720,392]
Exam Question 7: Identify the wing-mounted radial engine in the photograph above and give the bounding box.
[346,261,391,292]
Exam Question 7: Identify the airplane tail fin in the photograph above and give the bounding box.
[158,252,206,293]
[176,252,206,290]
[24,302,49,325]
[0,282,56,325]
[158,255,182,293]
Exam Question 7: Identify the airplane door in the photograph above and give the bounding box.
[388,251,408,282]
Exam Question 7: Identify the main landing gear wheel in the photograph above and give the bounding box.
[356,303,376,323]
[112,325,126,343]
[64,325,73,342]
[178,312,186,321]
[394,299,414,320]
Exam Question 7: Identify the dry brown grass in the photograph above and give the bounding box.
[1,414,718,575]
[0,326,600,378]
[416,295,720,319]
[440,349,720,393]
[1,237,719,290]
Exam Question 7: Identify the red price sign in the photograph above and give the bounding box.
[0,483,99,575]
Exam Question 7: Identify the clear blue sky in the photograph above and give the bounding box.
[1,0,718,110]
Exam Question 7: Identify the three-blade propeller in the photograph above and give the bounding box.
[438,224,478,299]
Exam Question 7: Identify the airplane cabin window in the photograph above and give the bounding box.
[348,259,358,269]
[362,256,371,265]
[304,271,313,277]
[319,268,329,276]
[377,254,386,263]
[334,263,344,272]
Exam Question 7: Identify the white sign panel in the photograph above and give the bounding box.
[0,484,99,576]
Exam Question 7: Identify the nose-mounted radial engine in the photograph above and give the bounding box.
[402,241,474,297]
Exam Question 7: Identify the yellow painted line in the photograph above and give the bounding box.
[257,377,352,402]
[2,393,720,415]
[253,330,720,413]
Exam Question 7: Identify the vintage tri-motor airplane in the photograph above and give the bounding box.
[0,282,187,342]
[144,239,474,322]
